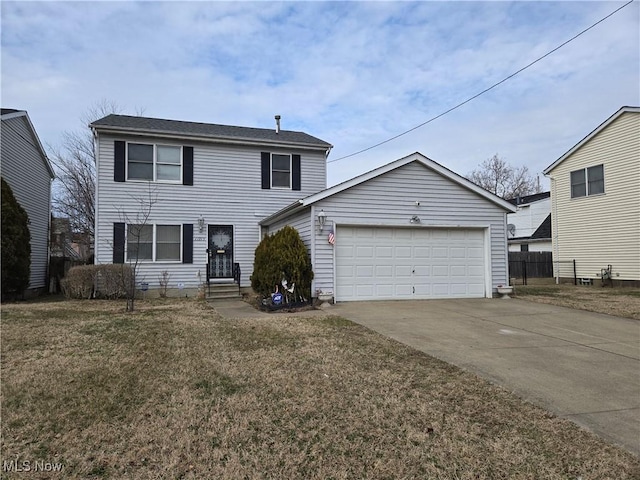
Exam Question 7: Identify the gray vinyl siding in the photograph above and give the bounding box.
[267,208,312,250]
[309,161,509,293]
[94,134,326,289]
[1,115,52,290]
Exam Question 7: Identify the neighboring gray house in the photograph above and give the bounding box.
[1,109,55,295]
[506,192,552,253]
[90,114,332,293]
[261,152,516,301]
[91,115,515,301]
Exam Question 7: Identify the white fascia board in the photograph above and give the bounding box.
[259,200,306,226]
[543,106,640,175]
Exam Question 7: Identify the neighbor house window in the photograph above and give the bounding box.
[570,164,604,198]
[271,153,291,188]
[127,143,182,182]
[127,224,181,262]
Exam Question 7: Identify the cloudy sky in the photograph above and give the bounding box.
[2,1,638,187]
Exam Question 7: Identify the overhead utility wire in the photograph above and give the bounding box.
[327,0,635,164]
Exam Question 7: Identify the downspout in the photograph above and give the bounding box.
[549,175,559,284]
[310,204,317,298]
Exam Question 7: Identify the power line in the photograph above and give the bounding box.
[327,0,635,164]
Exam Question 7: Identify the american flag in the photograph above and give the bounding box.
[328,230,335,245]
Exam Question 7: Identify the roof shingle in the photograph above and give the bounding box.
[90,114,332,149]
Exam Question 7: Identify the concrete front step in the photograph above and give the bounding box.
[206,282,241,300]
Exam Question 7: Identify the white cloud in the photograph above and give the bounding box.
[1,1,638,188]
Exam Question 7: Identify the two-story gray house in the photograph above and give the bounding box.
[91,114,515,301]
[90,114,332,295]
[1,109,55,296]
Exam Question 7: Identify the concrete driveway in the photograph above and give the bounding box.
[333,298,640,456]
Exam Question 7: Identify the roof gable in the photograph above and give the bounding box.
[90,114,332,151]
[544,106,640,174]
[261,152,515,225]
[1,109,55,179]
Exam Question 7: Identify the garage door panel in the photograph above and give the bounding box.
[356,265,374,277]
[336,227,485,301]
[376,265,393,277]
[376,246,393,258]
[433,265,449,277]
[395,284,413,296]
[357,246,374,257]
[432,247,449,258]
[356,284,374,297]
[395,265,412,277]
[469,265,484,276]
[450,265,466,276]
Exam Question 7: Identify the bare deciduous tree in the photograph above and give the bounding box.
[115,184,157,312]
[48,100,143,257]
[467,154,541,199]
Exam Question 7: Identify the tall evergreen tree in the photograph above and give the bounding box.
[1,177,31,297]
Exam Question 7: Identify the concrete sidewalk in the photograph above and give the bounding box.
[333,298,640,456]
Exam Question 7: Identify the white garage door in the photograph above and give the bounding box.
[336,227,486,301]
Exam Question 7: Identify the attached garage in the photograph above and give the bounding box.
[336,226,486,301]
[261,152,516,302]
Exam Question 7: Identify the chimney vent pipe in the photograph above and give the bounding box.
[275,115,281,134]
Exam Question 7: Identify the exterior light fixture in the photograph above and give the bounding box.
[317,209,327,231]
[198,215,205,233]
[410,215,421,224]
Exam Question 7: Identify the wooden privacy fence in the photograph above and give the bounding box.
[508,252,553,281]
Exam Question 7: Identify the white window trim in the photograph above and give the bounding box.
[126,224,182,263]
[126,142,183,184]
[570,164,605,199]
[270,152,292,189]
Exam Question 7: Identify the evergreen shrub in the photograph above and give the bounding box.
[1,177,31,298]
[251,226,313,300]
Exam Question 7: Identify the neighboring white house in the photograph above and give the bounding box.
[506,192,551,253]
[1,109,55,295]
[543,106,640,283]
[91,115,515,300]
[261,152,516,301]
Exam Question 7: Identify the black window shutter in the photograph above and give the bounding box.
[292,154,301,191]
[113,222,125,263]
[183,146,194,186]
[114,141,126,182]
[261,152,271,189]
[183,224,193,264]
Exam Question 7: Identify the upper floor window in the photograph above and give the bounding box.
[114,141,193,185]
[261,151,301,191]
[127,143,182,182]
[271,154,291,188]
[570,164,604,198]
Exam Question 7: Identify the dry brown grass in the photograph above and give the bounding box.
[2,298,639,479]
[515,284,640,320]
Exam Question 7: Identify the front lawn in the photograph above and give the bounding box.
[1,299,638,479]
[515,283,640,320]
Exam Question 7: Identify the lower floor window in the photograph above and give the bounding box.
[127,224,181,261]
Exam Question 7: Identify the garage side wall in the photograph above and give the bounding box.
[312,162,509,295]
[266,208,312,255]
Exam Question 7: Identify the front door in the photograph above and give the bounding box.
[208,225,234,279]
